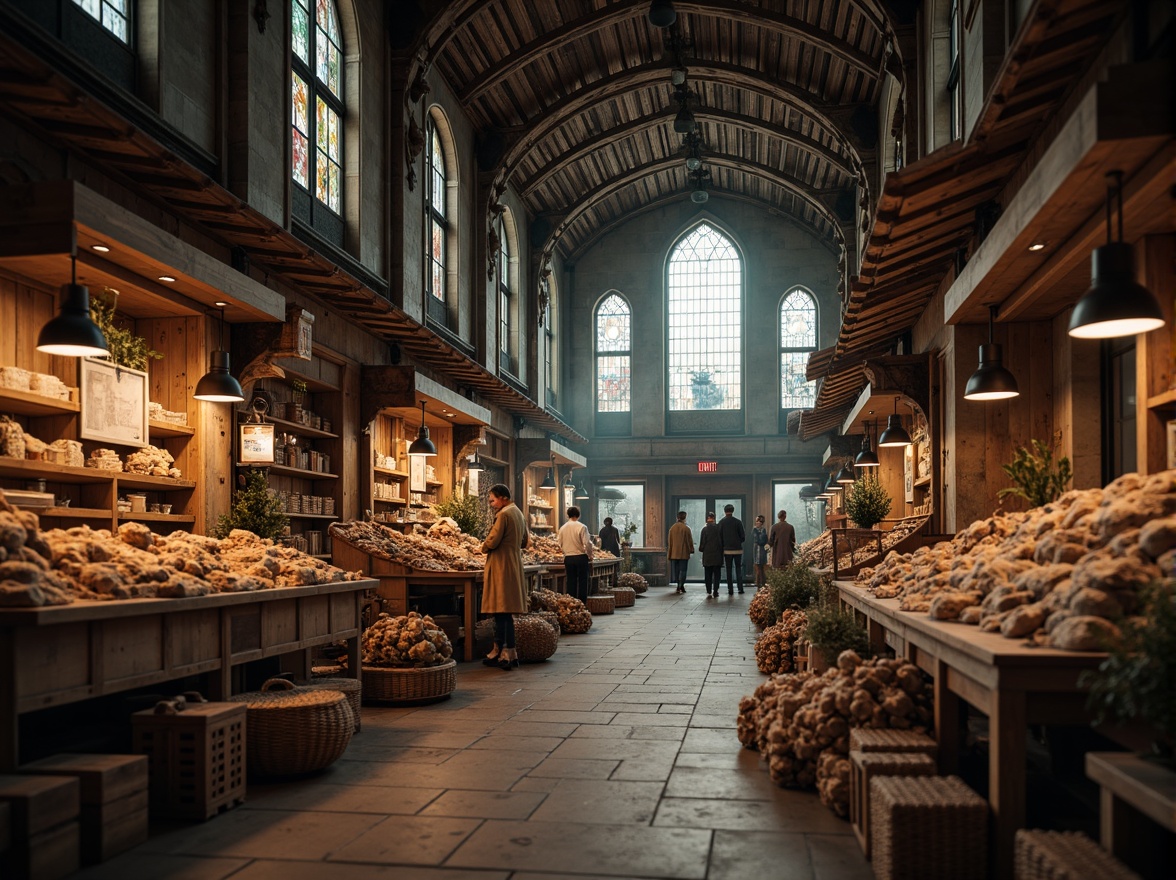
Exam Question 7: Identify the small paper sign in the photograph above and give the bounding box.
[240,423,275,463]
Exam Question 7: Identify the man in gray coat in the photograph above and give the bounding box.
[697,511,723,598]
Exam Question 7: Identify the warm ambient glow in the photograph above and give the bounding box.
[90,243,111,253]
[157,275,176,283]
[1028,242,1046,252]
[36,254,109,358]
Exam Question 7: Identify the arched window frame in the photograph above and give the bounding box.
[595,293,632,413]
[779,288,818,410]
[291,0,344,215]
[947,0,962,141]
[71,0,129,42]
[426,113,448,306]
[666,222,743,412]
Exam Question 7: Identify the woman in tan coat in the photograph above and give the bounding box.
[480,483,529,670]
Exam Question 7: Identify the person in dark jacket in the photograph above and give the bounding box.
[717,503,746,595]
[697,511,723,598]
[599,517,621,556]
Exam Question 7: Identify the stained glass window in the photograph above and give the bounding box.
[667,224,742,411]
[780,288,817,409]
[291,0,342,214]
[595,294,631,412]
[497,212,512,361]
[72,0,129,43]
[427,116,447,303]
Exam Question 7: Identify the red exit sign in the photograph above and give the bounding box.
[697,461,718,473]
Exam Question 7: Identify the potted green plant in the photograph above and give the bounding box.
[433,491,489,538]
[90,289,164,371]
[765,561,824,620]
[998,437,1072,508]
[1081,581,1176,766]
[215,469,289,540]
[843,473,892,529]
[803,600,870,671]
[621,520,639,545]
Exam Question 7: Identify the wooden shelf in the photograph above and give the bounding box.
[116,473,197,492]
[531,525,552,531]
[118,513,197,524]
[913,475,931,488]
[0,458,115,484]
[277,366,339,393]
[311,553,332,560]
[262,413,338,439]
[373,497,406,505]
[374,466,408,478]
[239,463,339,480]
[425,479,442,488]
[286,513,339,521]
[529,503,553,510]
[37,507,111,520]
[0,388,79,417]
[1146,388,1176,410]
[148,419,195,438]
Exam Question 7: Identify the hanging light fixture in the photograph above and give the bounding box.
[878,396,912,447]
[689,166,710,204]
[836,459,856,484]
[855,420,879,467]
[964,305,1020,401]
[539,456,557,490]
[36,252,110,358]
[193,304,244,402]
[673,85,695,134]
[563,470,576,488]
[575,482,590,500]
[824,474,842,494]
[682,130,703,171]
[467,450,485,472]
[407,400,436,456]
[647,0,676,29]
[1068,170,1164,339]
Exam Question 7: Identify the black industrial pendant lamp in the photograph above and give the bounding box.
[836,459,856,484]
[467,450,485,472]
[1068,170,1164,339]
[824,474,842,494]
[563,470,575,489]
[877,396,912,447]
[407,400,436,456]
[855,421,879,467]
[36,253,110,358]
[193,305,245,402]
[647,0,676,29]
[964,305,1020,401]
[574,482,590,501]
[539,456,557,490]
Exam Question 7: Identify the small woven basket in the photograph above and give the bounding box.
[362,659,457,703]
[870,775,987,880]
[849,750,938,857]
[586,594,615,615]
[300,676,362,732]
[849,728,938,755]
[608,586,636,607]
[515,615,559,663]
[230,678,353,777]
[1014,829,1141,880]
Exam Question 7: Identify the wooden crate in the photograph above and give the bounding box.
[21,755,148,864]
[0,775,80,880]
[131,702,246,820]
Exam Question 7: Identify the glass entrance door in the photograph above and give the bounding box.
[671,496,745,582]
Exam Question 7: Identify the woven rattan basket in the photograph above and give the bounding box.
[1014,830,1141,880]
[586,594,615,615]
[608,586,636,607]
[362,658,456,703]
[870,775,987,880]
[515,615,559,662]
[849,750,938,857]
[849,728,938,755]
[229,678,353,777]
[300,676,361,732]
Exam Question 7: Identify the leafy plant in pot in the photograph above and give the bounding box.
[843,473,891,529]
[215,469,289,540]
[1080,580,1176,766]
[765,561,824,621]
[998,437,1072,508]
[90,289,164,371]
[802,587,870,672]
[432,491,489,539]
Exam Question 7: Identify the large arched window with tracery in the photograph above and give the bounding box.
[667,224,742,411]
[426,115,448,305]
[595,294,631,413]
[779,288,817,409]
[291,0,343,215]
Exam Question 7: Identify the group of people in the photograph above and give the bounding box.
[668,508,797,597]
[477,483,802,670]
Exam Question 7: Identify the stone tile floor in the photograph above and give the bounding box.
[75,587,871,880]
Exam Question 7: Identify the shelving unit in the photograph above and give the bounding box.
[360,409,452,527]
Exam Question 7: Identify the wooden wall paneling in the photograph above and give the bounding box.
[1051,309,1103,488]
[198,313,235,535]
[1138,234,1175,474]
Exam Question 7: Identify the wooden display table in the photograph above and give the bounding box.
[541,558,621,595]
[1086,751,1175,878]
[831,528,882,579]
[835,581,1106,878]
[0,579,375,772]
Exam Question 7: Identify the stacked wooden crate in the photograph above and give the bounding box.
[0,774,79,879]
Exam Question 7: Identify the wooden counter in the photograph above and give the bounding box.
[0,578,376,772]
[836,580,1105,878]
[540,558,621,594]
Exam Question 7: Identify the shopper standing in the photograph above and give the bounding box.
[558,506,593,602]
[698,511,723,598]
[769,509,797,568]
[480,484,529,670]
[751,515,769,587]
[717,504,746,595]
[666,510,695,594]
[598,517,622,556]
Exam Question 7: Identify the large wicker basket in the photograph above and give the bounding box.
[300,676,362,732]
[1014,829,1140,880]
[870,775,987,880]
[586,594,615,615]
[515,615,559,662]
[362,658,457,703]
[229,678,353,777]
[607,586,636,607]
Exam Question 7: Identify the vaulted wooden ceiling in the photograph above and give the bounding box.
[402,0,894,262]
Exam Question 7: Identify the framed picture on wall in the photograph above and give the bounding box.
[904,443,916,504]
[410,454,426,493]
[240,423,275,464]
[80,358,148,447]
